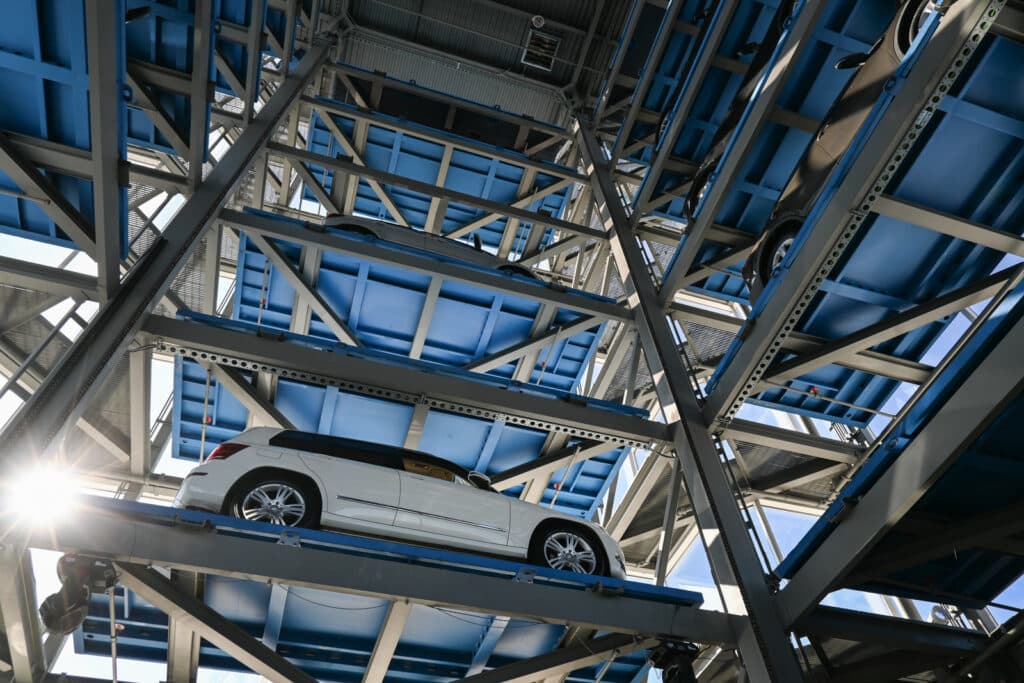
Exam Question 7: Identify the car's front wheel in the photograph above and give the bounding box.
[227,473,320,529]
[530,525,607,576]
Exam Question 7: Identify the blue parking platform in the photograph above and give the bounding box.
[704,28,1024,427]
[775,278,1024,606]
[300,100,571,253]
[66,498,701,682]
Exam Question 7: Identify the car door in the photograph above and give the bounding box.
[396,458,510,547]
[283,434,401,530]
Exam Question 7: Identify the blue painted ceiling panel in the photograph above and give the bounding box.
[708,32,1024,426]
[0,0,127,250]
[76,583,650,682]
[302,106,568,253]
[650,0,893,222]
[232,231,606,392]
[125,0,267,154]
[212,0,265,100]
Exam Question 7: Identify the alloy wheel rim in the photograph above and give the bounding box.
[240,483,306,526]
[771,237,794,273]
[542,531,598,574]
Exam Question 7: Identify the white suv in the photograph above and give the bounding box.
[175,428,626,579]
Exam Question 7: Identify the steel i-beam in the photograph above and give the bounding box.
[577,121,804,682]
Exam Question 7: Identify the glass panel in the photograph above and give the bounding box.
[403,458,455,482]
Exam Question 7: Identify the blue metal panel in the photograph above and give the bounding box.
[173,355,251,461]
[775,278,1024,605]
[0,0,127,251]
[705,31,1024,425]
[125,0,265,154]
[73,500,701,681]
[125,1,199,154]
[651,1,893,222]
[300,103,570,253]
[232,229,606,393]
[610,0,716,164]
[211,0,266,102]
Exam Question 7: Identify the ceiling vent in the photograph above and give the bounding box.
[521,29,559,71]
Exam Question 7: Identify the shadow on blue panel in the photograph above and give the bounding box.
[76,580,652,682]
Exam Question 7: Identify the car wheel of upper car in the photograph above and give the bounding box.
[228,473,321,529]
[759,225,801,290]
[684,164,715,220]
[895,0,938,57]
[530,525,607,576]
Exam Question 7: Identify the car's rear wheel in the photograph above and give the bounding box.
[895,0,938,57]
[530,525,607,576]
[758,225,801,290]
[228,474,320,529]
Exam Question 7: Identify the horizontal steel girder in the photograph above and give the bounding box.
[218,208,630,322]
[143,315,669,447]
[20,506,738,643]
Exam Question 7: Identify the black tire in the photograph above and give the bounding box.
[529,524,608,577]
[895,0,936,57]
[227,472,321,529]
[684,162,715,220]
[758,225,801,289]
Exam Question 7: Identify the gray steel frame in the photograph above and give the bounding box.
[779,312,1024,624]
[1,1,1020,680]
[143,315,667,447]
[15,512,740,643]
[577,121,805,681]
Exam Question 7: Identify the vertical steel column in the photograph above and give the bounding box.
[0,34,335,471]
[84,0,125,300]
[577,121,803,682]
[0,549,46,683]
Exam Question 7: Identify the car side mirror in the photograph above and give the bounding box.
[468,471,492,488]
[834,52,868,70]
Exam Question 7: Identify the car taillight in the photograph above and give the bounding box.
[208,443,248,461]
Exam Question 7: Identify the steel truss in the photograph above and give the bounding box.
[1,1,1022,681]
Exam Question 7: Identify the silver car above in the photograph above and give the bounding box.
[174,427,626,579]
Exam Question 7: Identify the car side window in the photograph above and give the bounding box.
[402,458,461,483]
[269,431,401,469]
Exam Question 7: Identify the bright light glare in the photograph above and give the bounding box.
[5,466,81,525]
